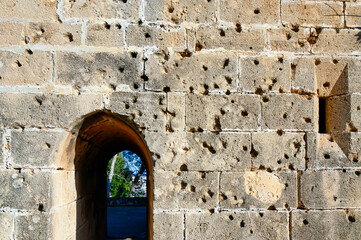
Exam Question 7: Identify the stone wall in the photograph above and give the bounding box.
[0,0,360,239]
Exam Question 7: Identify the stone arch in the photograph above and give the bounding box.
[52,110,153,239]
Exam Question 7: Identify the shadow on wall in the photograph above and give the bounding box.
[356,30,361,43]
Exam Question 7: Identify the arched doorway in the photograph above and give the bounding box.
[54,111,153,239]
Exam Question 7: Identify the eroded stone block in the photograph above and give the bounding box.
[15,212,50,239]
[268,27,310,53]
[0,22,24,47]
[313,29,361,54]
[153,213,183,240]
[220,171,297,209]
[292,57,316,93]
[346,2,361,27]
[86,22,124,47]
[0,0,57,21]
[0,211,14,239]
[167,92,185,131]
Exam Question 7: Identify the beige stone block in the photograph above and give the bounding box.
[346,2,361,27]
[56,51,141,90]
[220,171,297,209]
[126,25,186,49]
[154,171,218,210]
[240,56,291,93]
[51,202,77,240]
[145,0,216,24]
[293,210,361,240]
[24,23,82,46]
[0,0,57,21]
[313,29,361,54]
[86,22,124,47]
[252,132,306,170]
[262,94,316,130]
[145,51,238,92]
[0,50,53,86]
[62,0,140,21]
[292,57,316,93]
[52,171,77,207]
[167,92,185,131]
[0,22,24,47]
[346,57,361,93]
[186,94,261,131]
[186,211,288,240]
[15,212,50,239]
[220,0,280,24]
[153,213,183,240]
[185,132,251,171]
[0,211,14,240]
[196,26,266,51]
[301,170,361,208]
[268,27,310,53]
[282,1,343,27]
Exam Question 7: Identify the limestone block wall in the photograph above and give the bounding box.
[0,0,360,239]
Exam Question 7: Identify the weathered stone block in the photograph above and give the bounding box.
[220,171,297,209]
[262,94,316,130]
[220,0,280,24]
[24,23,82,46]
[186,94,261,131]
[0,0,57,21]
[313,29,361,54]
[62,0,140,21]
[153,213,183,240]
[196,26,266,51]
[185,132,251,171]
[301,170,361,208]
[0,22,24,47]
[282,1,343,27]
[0,50,53,86]
[52,171,77,207]
[15,212,50,240]
[154,171,218,210]
[145,0,216,24]
[240,56,291,93]
[347,57,361,93]
[109,92,167,131]
[126,25,186,49]
[86,22,124,47]
[0,170,51,211]
[291,57,316,93]
[167,92,185,131]
[56,51,141,90]
[252,132,306,170]
[293,210,361,240]
[0,211,14,240]
[51,202,76,239]
[268,27,310,53]
[145,51,238,92]
[186,211,288,240]
[0,93,103,128]
[346,2,361,27]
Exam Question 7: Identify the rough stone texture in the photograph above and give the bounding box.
[0,50,53,86]
[0,22,24,47]
[220,171,297,209]
[15,213,50,240]
[146,51,238,92]
[252,132,306,170]
[262,94,316,130]
[313,29,361,54]
[153,213,183,240]
[167,92,185,131]
[0,211,14,239]
[186,211,288,240]
[346,2,361,27]
[86,22,124,47]
[240,56,291,93]
[301,170,361,209]
[292,57,316,93]
[0,0,57,21]
[293,210,361,240]
[268,27,310,53]
[145,0,217,24]
[186,94,261,131]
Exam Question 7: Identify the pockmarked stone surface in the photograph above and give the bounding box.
[153,213,183,240]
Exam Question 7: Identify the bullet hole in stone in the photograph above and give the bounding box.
[357,106,360,111]
[291,63,297,70]
[250,230,254,234]
[35,95,45,105]
[198,127,204,132]
[291,25,299,32]
[255,87,263,95]
[116,24,122,29]
[207,190,214,198]
[226,90,231,95]
[190,185,196,192]
[220,193,228,200]
[38,203,45,212]
[196,41,203,51]
[125,103,130,109]
[201,197,207,203]
[324,153,330,159]
[26,49,33,55]
[315,59,321,65]
[109,84,116,90]
[214,116,221,131]
[133,83,139,89]
[139,74,148,82]
[348,216,356,223]
[240,220,245,227]
[118,66,124,73]
[181,181,187,190]
[131,52,138,58]
[214,83,219,89]
[145,33,151,38]
[220,109,226,116]
[277,129,283,136]
[303,117,311,123]
[202,142,216,154]
[253,59,259,65]
[159,97,164,105]
[180,164,188,171]
[189,86,194,93]
[0,76,2,80]
[223,58,230,68]
[241,110,248,117]
[259,212,264,217]
[40,27,45,33]
[259,165,266,170]
[219,29,226,37]
[282,113,288,119]
[235,23,242,33]
[225,76,232,84]
[303,219,309,225]
[179,49,192,58]
[250,144,258,158]
[343,169,347,173]
[122,0,127,3]
[333,59,338,64]
[254,9,260,14]
[231,99,235,104]
[45,142,51,148]
[104,22,111,29]
[243,146,248,151]
[262,96,269,103]
[202,65,208,71]
[153,114,158,119]
[138,20,143,25]
[289,164,295,170]
[229,215,234,220]
[168,6,174,13]
[207,0,211,2]
[24,36,30,44]
[268,205,276,210]
[279,68,283,71]
[163,86,171,92]
[65,32,74,42]
[355,171,361,176]
[15,60,22,67]
[334,196,337,201]
[284,154,289,159]
[278,57,283,63]
[286,33,292,40]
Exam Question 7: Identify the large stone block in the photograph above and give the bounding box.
[15,212,50,240]
[0,0,57,21]
[24,23,82,46]
[196,26,266,51]
[186,94,261,131]
[153,213,183,240]
[56,51,141,90]
[86,22,124,47]
[220,0,280,24]
[109,92,167,131]
[301,170,361,208]
[52,171,77,207]
[0,22,24,47]
[346,2,361,27]
[167,92,185,131]
[126,25,186,49]
[282,1,343,27]
[220,171,297,209]
[186,211,288,240]
[145,51,238,92]
[51,201,76,239]
[268,27,310,53]
[154,171,218,210]
[293,210,361,240]
[261,94,316,130]
[0,211,14,240]
[0,93,103,128]
[291,57,316,93]
[240,56,291,93]
[252,132,306,170]
[62,0,140,21]
[145,0,216,24]
[0,170,51,211]
[0,50,53,86]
